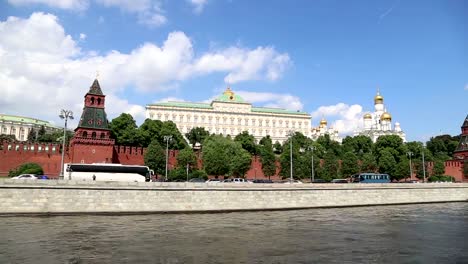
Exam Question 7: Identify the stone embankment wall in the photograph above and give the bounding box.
[0,180,467,215]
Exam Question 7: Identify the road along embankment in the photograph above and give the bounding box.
[0,180,467,215]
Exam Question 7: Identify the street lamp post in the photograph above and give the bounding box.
[422,144,426,183]
[309,146,315,183]
[186,163,189,182]
[407,151,414,181]
[288,131,294,183]
[59,109,73,180]
[164,135,173,181]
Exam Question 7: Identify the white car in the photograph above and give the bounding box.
[283,180,303,184]
[11,174,38,179]
[206,179,221,183]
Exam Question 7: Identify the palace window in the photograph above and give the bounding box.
[92,132,96,139]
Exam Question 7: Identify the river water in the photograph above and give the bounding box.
[0,203,466,264]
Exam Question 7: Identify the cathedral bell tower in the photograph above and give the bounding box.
[70,79,115,163]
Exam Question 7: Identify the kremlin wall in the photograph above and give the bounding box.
[0,79,467,182]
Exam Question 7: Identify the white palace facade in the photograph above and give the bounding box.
[354,90,406,142]
[0,114,61,141]
[146,87,311,144]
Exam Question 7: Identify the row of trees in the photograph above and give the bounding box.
[106,113,462,181]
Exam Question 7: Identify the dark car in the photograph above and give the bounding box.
[331,179,348,183]
[37,175,49,180]
[252,179,274,183]
[188,178,205,183]
[312,179,328,183]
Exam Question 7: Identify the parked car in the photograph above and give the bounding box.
[252,179,274,183]
[11,174,38,179]
[206,179,221,183]
[283,180,303,184]
[312,179,328,183]
[331,179,348,183]
[188,178,206,183]
[36,175,49,180]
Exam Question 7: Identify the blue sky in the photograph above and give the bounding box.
[0,0,466,142]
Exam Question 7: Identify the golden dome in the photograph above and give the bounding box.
[374,88,384,104]
[380,112,392,121]
[363,113,372,119]
[320,118,327,126]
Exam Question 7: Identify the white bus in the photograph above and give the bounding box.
[65,163,154,182]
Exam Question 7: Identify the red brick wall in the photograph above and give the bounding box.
[0,142,67,177]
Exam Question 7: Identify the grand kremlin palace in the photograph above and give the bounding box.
[146,87,311,144]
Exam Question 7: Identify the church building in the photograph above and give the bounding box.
[354,90,406,142]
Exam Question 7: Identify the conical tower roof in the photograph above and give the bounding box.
[88,79,103,95]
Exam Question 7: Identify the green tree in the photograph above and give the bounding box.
[185,127,209,149]
[144,140,166,177]
[0,134,16,142]
[374,135,406,162]
[234,131,258,155]
[8,163,43,177]
[273,141,283,154]
[27,128,36,142]
[360,153,377,172]
[432,160,445,176]
[322,152,340,181]
[259,136,277,179]
[317,134,343,157]
[202,136,232,177]
[160,121,188,150]
[341,151,359,177]
[342,135,373,157]
[38,125,46,138]
[109,113,141,146]
[176,147,197,170]
[230,147,252,177]
[393,157,409,181]
[378,148,397,176]
[139,118,163,147]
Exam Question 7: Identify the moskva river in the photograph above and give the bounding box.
[0,203,466,264]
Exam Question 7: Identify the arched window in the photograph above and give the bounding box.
[92,132,96,138]
[82,131,88,138]
[100,132,105,139]
[97,98,101,105]
[90,97,95,105]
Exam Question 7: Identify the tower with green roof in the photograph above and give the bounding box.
[70,79,115,163]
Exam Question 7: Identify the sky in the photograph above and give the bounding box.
[0,0,466,142]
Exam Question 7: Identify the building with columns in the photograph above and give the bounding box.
[146,87,311,144]
[0,114,61,141]
[354,90,406,142]
[310,117,342,143]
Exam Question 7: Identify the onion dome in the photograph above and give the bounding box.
[374,89,384,104]
[320,117,327,126]
[363,113,372,120]
[380,112,392,121]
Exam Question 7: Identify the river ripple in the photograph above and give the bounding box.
[0,203,467,264]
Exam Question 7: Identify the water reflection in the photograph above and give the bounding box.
[0,203,466,263]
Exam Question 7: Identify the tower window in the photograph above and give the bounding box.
[82,131,88,138]
[100,132,105,139]
[92,132,96,138]
[97,98,102,105]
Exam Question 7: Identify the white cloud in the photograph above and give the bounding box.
[8,0,89,10]
[465,83,468,90]
[0,13,291,127]
[96,0,167,27]
[193,46,291,83]
[311,103,364,134]
[8,0,167,27]
[79,33,87,40]
[155,97,186,103]
[188,0,208,14]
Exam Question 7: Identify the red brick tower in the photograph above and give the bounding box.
[453,114,468,159]
[70,79,115,163]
